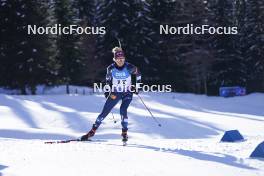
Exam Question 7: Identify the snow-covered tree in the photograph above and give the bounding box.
[241,0,264,92]
[75,0,102,84]
[54,0,86,93]
[94,0,159,82]
[0,0,58,94]
[207,0,247,94]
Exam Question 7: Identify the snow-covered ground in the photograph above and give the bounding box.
[0,89,264,176]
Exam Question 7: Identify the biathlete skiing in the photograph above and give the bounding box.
[80,46,141,144]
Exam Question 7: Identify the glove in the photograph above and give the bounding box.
[104,92,110,98]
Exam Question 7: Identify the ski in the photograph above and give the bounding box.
[45,138,126,145]
[44,138,92,144]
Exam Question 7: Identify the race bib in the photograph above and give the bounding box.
[112,67,131,92]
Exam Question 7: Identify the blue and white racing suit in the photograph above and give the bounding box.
[94,62,141,131]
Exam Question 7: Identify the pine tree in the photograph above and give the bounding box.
[241,0,264,92]
[76,0,94,24]
[128,0,160,83]
[149,0,181,88]
[54,0,85,93]
[94,0,138,67]
[150,0,209,93]
[175,0,211,94]
[94,0,160,83]
[0,0,58,94]
[207,0,247,95]
[75,0,102,84]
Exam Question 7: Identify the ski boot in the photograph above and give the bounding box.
[121,129,128,146]
[80,125,97,141]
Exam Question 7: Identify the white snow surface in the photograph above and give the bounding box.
[0,90,264,176]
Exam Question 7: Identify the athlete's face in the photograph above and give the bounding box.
[115,57,125,67]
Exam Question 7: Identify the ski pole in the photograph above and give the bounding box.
[137,94,162,127]
[106,90,117,124]
[111,112,117,123]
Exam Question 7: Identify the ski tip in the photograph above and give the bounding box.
[44,139,81,144]
[44,141,54,144]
